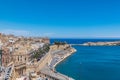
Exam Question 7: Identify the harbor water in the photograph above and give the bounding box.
[51,39,120,80]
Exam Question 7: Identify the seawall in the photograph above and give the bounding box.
[39,44,76,80]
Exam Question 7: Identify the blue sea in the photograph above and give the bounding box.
[51,39,120,80]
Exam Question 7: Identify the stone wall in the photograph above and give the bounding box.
[26,52,52,74]
[35,52,52,72]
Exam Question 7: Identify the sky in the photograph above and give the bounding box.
[0,0,120,38]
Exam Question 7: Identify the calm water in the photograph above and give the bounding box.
[51,39,120,80]
[50,38,120,44]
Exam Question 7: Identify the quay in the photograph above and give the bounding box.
[41,45,76,80]
[36,44,76,80]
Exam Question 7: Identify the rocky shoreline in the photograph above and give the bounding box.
[82,41,120,46]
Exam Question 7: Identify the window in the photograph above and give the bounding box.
[25,57,26,61]
[21,55,22,61]
[18,56,19,61]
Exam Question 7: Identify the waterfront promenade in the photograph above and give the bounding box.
[38,44,76,80]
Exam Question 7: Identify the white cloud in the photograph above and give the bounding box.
[0,29,56,38]
[42,32,55,37]
[0,29,30,36]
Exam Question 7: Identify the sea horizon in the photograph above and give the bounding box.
[1,0,120,80]
[50,38,120,44]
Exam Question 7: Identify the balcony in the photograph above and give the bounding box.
[15,63,26,69]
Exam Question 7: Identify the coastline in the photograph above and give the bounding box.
[39,44,77,80]
[54,47,77,68]
[50,46,77,79]
[82,41,120,46]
